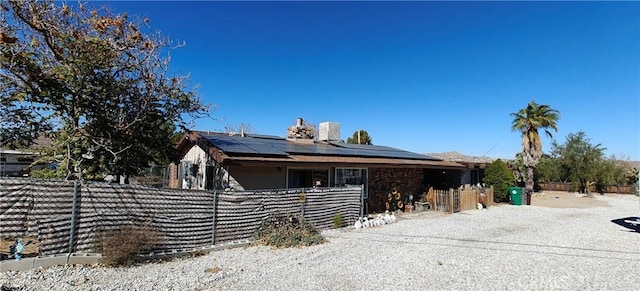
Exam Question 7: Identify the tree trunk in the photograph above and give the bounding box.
[579,179,586,194]
[526,166,534,204]
[586,181,594,198]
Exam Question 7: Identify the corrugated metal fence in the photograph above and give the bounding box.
[1,178,362,257]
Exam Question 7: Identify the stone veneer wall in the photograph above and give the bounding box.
[367,168,423,213]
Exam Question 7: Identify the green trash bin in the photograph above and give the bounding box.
[509,187,523,205]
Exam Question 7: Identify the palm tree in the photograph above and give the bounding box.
[511,100,560,199]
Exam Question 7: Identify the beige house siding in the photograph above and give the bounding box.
[177,144,248,191]
[180,145,209,190]
[228,165,285,190]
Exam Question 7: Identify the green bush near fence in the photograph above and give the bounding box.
[253,213,326,248]
[332,212,343,228]
[483,159,515,202]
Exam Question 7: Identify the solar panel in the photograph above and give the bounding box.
[244,138,294,155]
[245,134,285,140]
[423,155,441,161]
[327,142,440,160]
[241,138,288,156]
[329,142,399,152]
[202,135,257,154]
[284,143,318,154]
[201,134,441,160]
[201,135,288,156]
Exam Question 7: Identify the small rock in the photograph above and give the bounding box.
[204,266,222,274]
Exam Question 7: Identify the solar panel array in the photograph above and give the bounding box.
[201,134,441,160]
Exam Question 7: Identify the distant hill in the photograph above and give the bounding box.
[621,160,640,169]
[425,151,495,164]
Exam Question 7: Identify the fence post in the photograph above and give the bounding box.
[302,202,306,218]
[162,165,168,188]
[68,180,79,254]
[212,189,217,245]
[434,189,438,211]
[300,188,306,218]
[360,185,364,217]
[448,188,454,214]
[490,186,494,206]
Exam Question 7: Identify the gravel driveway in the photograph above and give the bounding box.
[2,194,639,291]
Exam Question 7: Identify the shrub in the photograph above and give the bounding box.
[253,213,326,248]
[332,212,343,228]
[483,159,515,202]
[100,223,160,266]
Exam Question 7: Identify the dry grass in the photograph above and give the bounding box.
[253,213,326,248]
[99,224,160,267]
[531,191,610,208]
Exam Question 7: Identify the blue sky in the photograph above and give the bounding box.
[101,1,639,160]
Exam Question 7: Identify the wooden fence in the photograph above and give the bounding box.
[0,178,362,257]
[427,187,494,213]
[538,182,637,194]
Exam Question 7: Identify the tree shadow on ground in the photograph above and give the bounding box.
[611,217,640,233]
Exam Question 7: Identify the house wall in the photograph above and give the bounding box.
[174,145,248,191]
[0,151,38,177]
[179,145,210,190]
[460,168,470,185]
[423,168,462,190]
[228,166,285,190]
[219,165,442,213]
[367,168,423,213]
[459,167,485,186]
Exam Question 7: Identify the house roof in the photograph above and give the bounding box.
[425,151,495,164]
[424,151,496,169]
[0,135,53,152]
[178,132,465,169]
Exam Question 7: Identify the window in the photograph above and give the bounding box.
[335,168,367,186]
[335,168,368,198]
[180,161,194,189]
[288,169,329,188]
[15,157,34,163]
[470,169,479,185]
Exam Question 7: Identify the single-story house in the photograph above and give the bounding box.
[425,151,494,188]
[1,136,52,177]
[170,119,466,213]
[0,149,37,177]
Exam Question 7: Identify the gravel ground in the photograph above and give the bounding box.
[2,194,639,291]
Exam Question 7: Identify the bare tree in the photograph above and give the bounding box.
[225,122,255,135]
